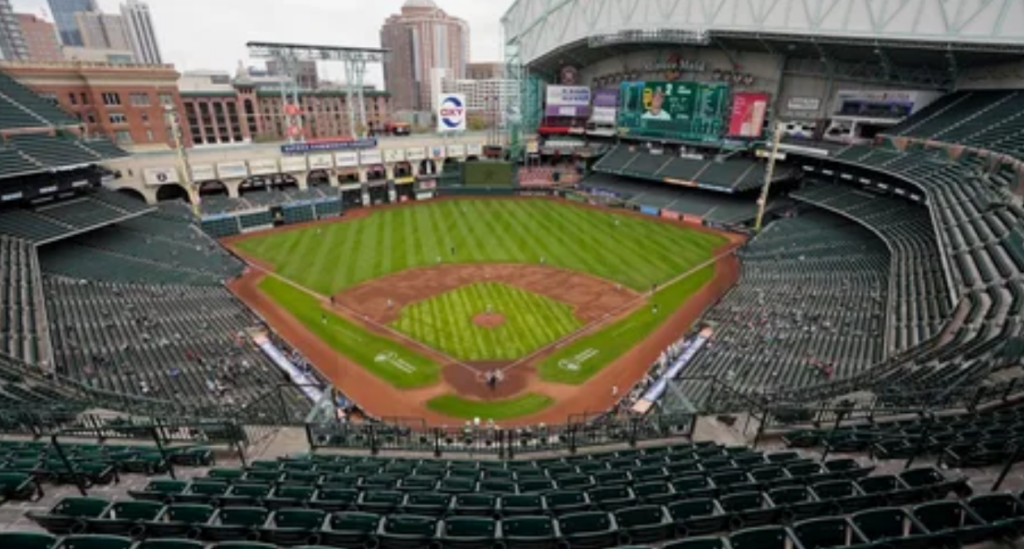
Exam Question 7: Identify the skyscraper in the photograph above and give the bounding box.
[120,0,162,64]
[76,12,130,51]
[17,14,62,62]
[0,0,29,60]
[47,0,98,46]
[380,0,469,112]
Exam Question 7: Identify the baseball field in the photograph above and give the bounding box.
[227,197,740,424]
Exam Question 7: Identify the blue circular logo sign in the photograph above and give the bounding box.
[439,95,465,129]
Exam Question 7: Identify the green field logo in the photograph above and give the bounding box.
[559,348,599,371]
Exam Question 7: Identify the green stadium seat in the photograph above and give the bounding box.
[793,517,867,548]
[377,514,439,549]
[28,497,111,535]
[130,480,189,503]
[403,492,451,517]
[718,492,777,529]
[451,493,500,517]
[221,484,273,507]
[358,490,405,514]
[319,512,381,548]
[133,541,204,549]
[910,500,988,547]
[667,498,727,536]
[898,468,971,500]
[519,479,556,493]
[966,493,1024,542]
[557,511,620,549]
[810,480,873,514]
[143,503,214,539]
[500,516,559,549]
[748,467,793,490]
[850,508,929,549]
[0,471,43,500]
[243,469,282,483]
[662,537,730,549]
[855,475,918,507]
[207,543,276,549]
[544,490,591,517]
[766,486,825,524]
[261,508,326,546]
[671,475,716,499]
[728,526,796,549]
[178,481,230,505]
[589,486,636,511]
[201,507,270,542]
[209,468,247,482]
[56,535,134,549]
[88,500,164,537]
[310,487,358,511]
[439,516,499,549]
[633,481,675,505]
[0,532,59,549]
[614,505,674,544]
[264,485,316,510]
[479,479,517,494]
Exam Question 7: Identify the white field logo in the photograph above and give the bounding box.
[375,351,416,373]
[559,348,598,371]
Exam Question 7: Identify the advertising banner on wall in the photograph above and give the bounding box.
[786,97,820,111]
[546,85,591,106]
[143,167,178,186]
[334,152,359,167]
[360,149,383,165]
[190,164,215,181]
[307,154,334,170]
[383,149,405,163]
[465,144,483,157]
[406,147,426,161]
[727,92,769,138]
[249,159,278,176]
[217,162,248,179]
[437,93,467,132]
[446,144,465,158]
[592,88,619,107]
[618,81,729,141]
[280,138,376,155]
[280,156,307,173]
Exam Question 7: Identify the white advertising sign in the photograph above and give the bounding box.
[249,158,278,176]
[383,148,406,163]
[406,147,426,162]
[143,167,179,185]
[466,144,483,156]
[446,144,466,158]
[308,154,334,170]
[334,152,359,167]
[217,161,248,179]
[280,156,307,172]
[437,93,467,132]
[360,149,383,165]
[546,85,591,106]
[190,164,215,181]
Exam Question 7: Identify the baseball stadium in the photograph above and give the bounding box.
[0,0,1023,547]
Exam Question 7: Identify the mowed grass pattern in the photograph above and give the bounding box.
[390,282,583,361]
[234,199,726,294]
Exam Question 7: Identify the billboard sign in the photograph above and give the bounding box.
[190,164,215,181]
[280,138,377,154]
[280,156,307,172]
[592,88,619,107]
[617,81,729,142]
[307,154,334,170]
[727,92,769,138]
[143,167,178,186]
[406,147,426,162]
[546,85,591,106]
[335,152,359,167]
[360,149,383,165]
[249,159,278,176]
[437,93,467,131]
[786,97,820,111]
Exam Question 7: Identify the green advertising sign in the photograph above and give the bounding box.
[617,81,729,142]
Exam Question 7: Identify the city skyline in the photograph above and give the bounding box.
[10,0,512,88]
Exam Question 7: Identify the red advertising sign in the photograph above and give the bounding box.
[660,210,681,221]
[728,92,770,137]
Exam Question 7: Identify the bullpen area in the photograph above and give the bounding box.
[226,197,742,425]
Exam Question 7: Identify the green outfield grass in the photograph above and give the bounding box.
[234,199,726,294]
[538,263,716,385]
[390,282,583,361]
[258,276,440,388]
[426,393,554,420]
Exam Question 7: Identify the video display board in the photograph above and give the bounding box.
[617,81,729,142]
[727,92,769,138]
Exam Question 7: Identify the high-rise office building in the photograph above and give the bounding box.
[0,0,29,61]
[76,12,130,51]
[47,0,98,46]
[17,14,62,62]
[380,0,469,112]
[120,0,161,64]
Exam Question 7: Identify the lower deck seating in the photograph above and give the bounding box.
[682,211,889,403]
[0,236,46,365]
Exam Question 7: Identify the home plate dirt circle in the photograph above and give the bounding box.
[472,312,506,328]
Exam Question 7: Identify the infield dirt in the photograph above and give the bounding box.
[226,197,744,426]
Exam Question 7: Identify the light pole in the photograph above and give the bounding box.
[165,105,199,216]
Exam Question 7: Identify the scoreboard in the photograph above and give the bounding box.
[617,81,729,142]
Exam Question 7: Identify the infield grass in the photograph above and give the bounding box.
[426,393,554,421]
[258,276,440,388]
[234,199,726,294]
[538,263,716,385]
[390,282,583,361]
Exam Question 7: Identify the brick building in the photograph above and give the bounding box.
[0,60,185,148]
[16,14,62,62]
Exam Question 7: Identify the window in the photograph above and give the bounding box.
[86,114,96,123]
[68,93,77,105]
[114,130,132,144]
[141,112,149,123]
[145,129,154,142]
[102,92,121,106]
[81,93,89,105]
[159,93,175,106]
[109,113,128,124]
[129,92,151,106]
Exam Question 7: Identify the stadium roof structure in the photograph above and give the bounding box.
[504,0,1024,86]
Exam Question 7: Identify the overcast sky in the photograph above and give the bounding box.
[11,0,513,86]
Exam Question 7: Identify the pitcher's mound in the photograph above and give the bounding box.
[473,312,506,329]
